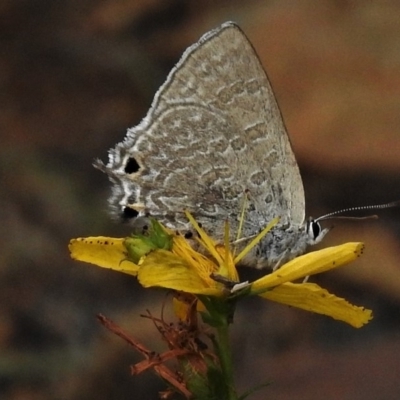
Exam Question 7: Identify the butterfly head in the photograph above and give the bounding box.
[305,217,330,245]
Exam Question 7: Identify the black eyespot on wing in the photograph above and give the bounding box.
[184,231,193,239]
[124,157,140,174]
[122,207,139,220]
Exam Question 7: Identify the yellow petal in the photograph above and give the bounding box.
[69,236,139,276]
[173,296,206,320]
[251,242,364,293]
[173,296,192,321]
[259,282,372,328]
[138,250,223,295]
[182,212,241,282]
[172,235,218,280]
[184,211,224,265]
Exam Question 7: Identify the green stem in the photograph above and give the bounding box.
[215,315,238,400]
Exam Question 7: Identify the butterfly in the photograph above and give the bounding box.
[95,22,395,269]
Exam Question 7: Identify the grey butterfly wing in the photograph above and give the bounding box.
[96,22,305,237]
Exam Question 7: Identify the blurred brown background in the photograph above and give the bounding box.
[2,1,400,399]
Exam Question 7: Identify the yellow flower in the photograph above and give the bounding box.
[69,215,372,328]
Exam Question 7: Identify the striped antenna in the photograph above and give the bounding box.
[315,200,400,222]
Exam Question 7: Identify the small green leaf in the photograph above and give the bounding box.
[124,219,173,263]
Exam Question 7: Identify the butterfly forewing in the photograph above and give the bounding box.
[97,22,305,240]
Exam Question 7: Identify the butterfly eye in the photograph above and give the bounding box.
[124,157,140,174]
[307,219,321,240]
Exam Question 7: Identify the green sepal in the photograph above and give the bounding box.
[124,219,173,263]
